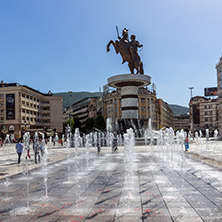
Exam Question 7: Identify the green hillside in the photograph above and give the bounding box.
[53,91,103,109]
[169,104,189,116]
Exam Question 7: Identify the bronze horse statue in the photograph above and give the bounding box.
[107,28,144,74]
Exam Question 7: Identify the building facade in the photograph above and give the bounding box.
[174,114,190,130]
[103,87,174,130]
[189,96,219,134]
[216,56,222,135]
[0,81,63,139]
[157,99,174,129]
[63,97,102,127]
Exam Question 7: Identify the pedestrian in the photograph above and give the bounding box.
[33,141,40,164]
[15,138,23,164]
[112,137,118,153]
[185,135,189,151]
[53,137,56,146]
[39,138,45,157]
[97,135,101,154]
[25,139,31,159]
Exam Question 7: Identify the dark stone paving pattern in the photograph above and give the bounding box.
[0,151,222,221]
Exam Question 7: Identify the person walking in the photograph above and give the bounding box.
[97,135,101,154]
[53,137,56,146]
[15,138,23,164]
[39,138,45,157]
[25,139,31,159]
[112,137,118,153]
[33,141,40,164]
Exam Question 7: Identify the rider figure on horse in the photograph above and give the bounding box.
[117,28,129,64]
[107,27,144,74]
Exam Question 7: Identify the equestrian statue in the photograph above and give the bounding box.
[107,27,144,74]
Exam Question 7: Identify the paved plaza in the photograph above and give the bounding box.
[1,139,222,221]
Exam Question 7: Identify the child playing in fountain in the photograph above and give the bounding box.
[185,135,189,151]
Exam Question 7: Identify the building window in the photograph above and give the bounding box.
[141,98,145,103]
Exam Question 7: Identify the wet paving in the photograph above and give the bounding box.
[0,149,222,221]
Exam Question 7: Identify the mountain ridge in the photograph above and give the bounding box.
[53,91,103,109]
[53,92,189,115]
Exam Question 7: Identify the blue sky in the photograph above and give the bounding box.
[0,0,222,107]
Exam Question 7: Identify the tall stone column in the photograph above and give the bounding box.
[121,86,138,119]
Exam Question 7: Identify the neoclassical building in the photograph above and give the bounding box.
[0,81,63,139]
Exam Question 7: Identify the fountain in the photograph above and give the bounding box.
[41,133,49,201]
[65,125,72,182]
[3,134,11,201]
[0,123,221,221]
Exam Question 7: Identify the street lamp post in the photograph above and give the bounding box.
[189,87,194,137]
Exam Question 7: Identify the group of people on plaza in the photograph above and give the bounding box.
[96,136,118,154]
[15,137,47,164]
[14,132,189,164]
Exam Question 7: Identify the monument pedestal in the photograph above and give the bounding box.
[108,74,151,120]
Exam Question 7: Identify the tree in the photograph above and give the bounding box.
[85,117,94,132]
[94,114,106,131]
[73,116,81,130]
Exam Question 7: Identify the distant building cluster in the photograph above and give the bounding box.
[63,87,174,131]
[187,55,222,136]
